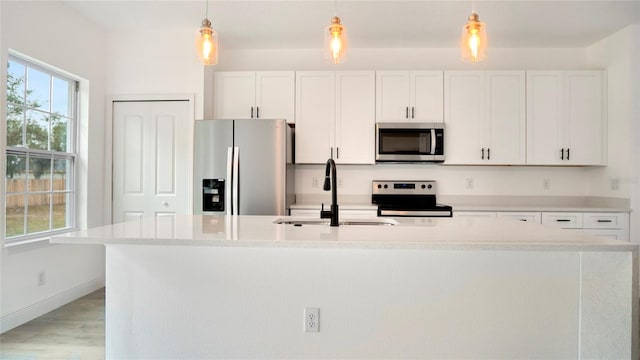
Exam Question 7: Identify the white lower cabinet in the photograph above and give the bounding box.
[496,212,541,224]
[541,212,583,229]
[454,210,629,241]
[453,211,497,219]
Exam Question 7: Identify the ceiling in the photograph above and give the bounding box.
[62,0,640,49]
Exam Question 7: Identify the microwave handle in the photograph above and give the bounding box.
[431,129,436,155]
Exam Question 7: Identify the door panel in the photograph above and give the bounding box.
[376,71,410,122]
[411,71,444,122]
[335,71,375,164]
[256,72,295,122]
[234,119,287,215]
[213,72,256,119]
[193,120,233,215]
[295,72,335,164]
[113,100,191,223]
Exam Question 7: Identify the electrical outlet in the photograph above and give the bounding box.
[465,178,474,190]
[304,307,319,333]
[38,271,45,286]
[611,178,620,191]
[312,177,319,189]
[543,179,551,190]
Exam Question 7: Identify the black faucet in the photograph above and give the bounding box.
[320,158,339,226]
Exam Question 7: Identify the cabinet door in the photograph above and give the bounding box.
[444,71,486,164]
[410,71,444,122]
[526,72,564,165]
[564,71,604,165]
[376,71,410,122]
[295,72,335,164]
[335,71,375,164]
[255,71,295,123]
[213,72,256,119]
[496,211,541,224]
[485,71,526,165]
[453,211,497,218]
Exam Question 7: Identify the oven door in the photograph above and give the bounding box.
[376,123,444,162]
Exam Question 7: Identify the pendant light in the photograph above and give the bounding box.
[461,2,487,62]
[196,0,218,66]
[325,0,347,64]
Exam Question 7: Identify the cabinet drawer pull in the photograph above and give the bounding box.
[556,219,571,222]
[597,219,613,223]
[519,219,527,222]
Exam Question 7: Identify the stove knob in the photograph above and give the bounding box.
[377,184,382,189]
[421,184,426,189]
[427,184,433,189]
[384,184,388,189]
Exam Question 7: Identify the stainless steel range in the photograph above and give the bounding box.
[372,180,453,217]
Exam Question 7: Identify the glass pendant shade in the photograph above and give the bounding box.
[325,16,347,64]
[461,12,487,62]
[197,18,218,66]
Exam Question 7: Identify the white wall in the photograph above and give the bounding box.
[1,1,106,331]
[585,24,640,242]
[106,29,205,120]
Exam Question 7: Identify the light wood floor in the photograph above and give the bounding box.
[0,287,105,360]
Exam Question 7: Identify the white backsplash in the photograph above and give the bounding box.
[295,164,606,197]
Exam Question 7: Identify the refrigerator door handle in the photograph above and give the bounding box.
[226,147,233,215]
[232,146,240,215]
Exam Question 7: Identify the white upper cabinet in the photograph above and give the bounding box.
[527,71,605,165]
[296,71,375,164]
[376,71,443,123]
[444,71,526,165]
[214,71,295,123]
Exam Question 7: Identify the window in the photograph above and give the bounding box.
[5,54,78,243]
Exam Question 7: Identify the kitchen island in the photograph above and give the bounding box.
[53,215,638,359]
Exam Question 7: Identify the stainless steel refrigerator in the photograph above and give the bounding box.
[194,119,295,215]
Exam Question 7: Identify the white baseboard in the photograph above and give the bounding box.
[0,277,105,333]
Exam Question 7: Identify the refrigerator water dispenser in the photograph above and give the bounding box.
[203,179,225,212]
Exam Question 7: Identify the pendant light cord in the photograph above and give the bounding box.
[205,0,209,19]
[472,0,475,13]
[334,0,337,16]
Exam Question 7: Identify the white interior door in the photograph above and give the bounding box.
[112,100,191,224]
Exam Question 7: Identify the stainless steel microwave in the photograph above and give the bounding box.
[376,122,445,162]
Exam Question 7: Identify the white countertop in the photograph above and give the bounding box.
[51,215,636,251]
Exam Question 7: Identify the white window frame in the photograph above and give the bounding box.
[4,54,79,246]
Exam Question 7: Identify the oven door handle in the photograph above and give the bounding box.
[430,129,436,155]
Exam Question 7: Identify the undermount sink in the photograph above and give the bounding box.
[273,218,398,226]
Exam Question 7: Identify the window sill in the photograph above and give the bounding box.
[3,228,80,253]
